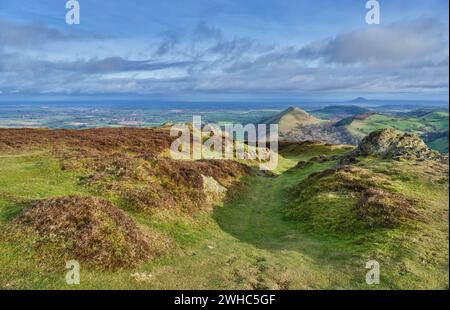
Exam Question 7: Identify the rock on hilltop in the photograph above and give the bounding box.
[352,128,439,160]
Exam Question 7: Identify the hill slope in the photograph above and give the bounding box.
[0,128,448,289]
[264,107,359,145]
[264,107,322,136]
[269,106,449,153]
[311,105,372,120]
[344,112,449,153]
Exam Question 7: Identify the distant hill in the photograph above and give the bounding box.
[333,113,374,127]
[334,112,449,153]
[423,130,449,154]
[263,107,322,136]
[311,105,372,120]
[266,106,449,153]
[404,109,450,118]
[348,97,370,103]
[264,107,358,145]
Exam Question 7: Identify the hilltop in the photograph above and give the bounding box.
[351,128,441,160]
[0,126,448,289]
[349,97,371,103]
[263,107,322,136]
[264,107,358,145]
[285,133,448,289]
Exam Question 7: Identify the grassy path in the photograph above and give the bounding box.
[211,157,364,289]
[0,150,391,289]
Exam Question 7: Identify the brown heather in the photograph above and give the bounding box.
[11,195,164,269]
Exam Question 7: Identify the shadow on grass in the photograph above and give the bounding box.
[211,175,354,263]
[0,196,31,224]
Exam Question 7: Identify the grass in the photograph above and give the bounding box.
[349,115,413,135]
[428,137,449,153]
[346,113,449,153]
[0,145,448,289]
[0,152,91,224]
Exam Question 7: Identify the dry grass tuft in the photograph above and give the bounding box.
[11,195,163,269]
[357,188,420,227]
[80,156,251,213]
[290,166,421,229]
[0,127,174,156]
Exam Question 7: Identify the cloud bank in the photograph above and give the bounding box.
[0,15,448,97]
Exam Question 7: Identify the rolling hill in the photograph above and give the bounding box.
[269,106,449,153]
[343,112,449,153]
[311,105,373,120]
[263,107,323,137]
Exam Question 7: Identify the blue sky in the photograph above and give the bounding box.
[0,0,448,101]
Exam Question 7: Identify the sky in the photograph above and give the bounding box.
[0,0,448,101]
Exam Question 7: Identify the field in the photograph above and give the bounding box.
[0,101,289,129]
[347,112,448,136]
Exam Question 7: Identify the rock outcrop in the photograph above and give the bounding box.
[202,175,227,204]
[352,128,438,160]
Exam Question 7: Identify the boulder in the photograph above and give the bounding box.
[353,128,437,160]
[202,175,227,203]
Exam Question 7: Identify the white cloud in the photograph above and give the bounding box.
[0,17,448,96]
[298,18,448,67]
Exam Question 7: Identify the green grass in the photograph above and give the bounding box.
[346,113,449,153]
[348,112,449,153]
[0,147,448,289]
[349,115,425,135]
[428,137,449,153]
[0,152,92,224]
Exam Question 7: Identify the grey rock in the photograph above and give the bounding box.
[352,128,439,160]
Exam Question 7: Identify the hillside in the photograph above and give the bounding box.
[349,97,371,104]
[343,112,449,153]
[403,108,450,118]
[0,127,448,289]
[269,106,449,153]
[263,107,322,136]
[264,107,358,145]
[424,131,449,153]
[311,105,373,120]
[344,112,449,136]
